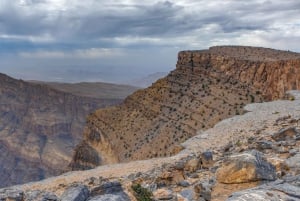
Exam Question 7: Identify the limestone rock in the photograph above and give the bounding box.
[194,181,212,201]
[0,189,23,201]
[87,193,130,201]
[24,190,59,201]
[90,181,123,196]
[178,180,190,187]
[184,158,200,172]
[216,150,276,184]
[153,188,174,200]
[158,170,185,185]
[179,189,196,201]
[61,185,89,201]
[227,178,300,201]
[285,153,300,173]
[88,181,130,201]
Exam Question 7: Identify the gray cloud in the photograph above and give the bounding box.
[1,0,299,46]
[0,0,299,82]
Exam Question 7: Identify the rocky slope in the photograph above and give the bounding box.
[70,46,300,170]
[0,73,124,187]
[1,90,299,201]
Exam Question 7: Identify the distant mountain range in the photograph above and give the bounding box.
[123,72,168,88]
[31,81,139,99]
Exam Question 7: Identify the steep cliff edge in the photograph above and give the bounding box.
[0,73,123,187]
[70,46,300,170]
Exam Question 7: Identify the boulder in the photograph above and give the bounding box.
[24,190,59,201]
[184,158,200,172]
[87,193,130,201]
[285,153,300,173]
[226,178,300,201]
[41,193,59,201]
[0,189,23,201]
[200,151,214,168]
[194,181,212,201]
[153,188,174,200]
[216,150,276,184]
[178,180,190,187]
[179,189,196,201]
[91,181,122,196]
[158,170,185,185]
[88,181,130,201]
[61,185,89,201]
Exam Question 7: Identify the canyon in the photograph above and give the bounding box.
[0,74,136,187]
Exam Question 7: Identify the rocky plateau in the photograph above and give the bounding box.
[70,46,300,170]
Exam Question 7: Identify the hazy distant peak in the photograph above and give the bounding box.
[124,72,168,88]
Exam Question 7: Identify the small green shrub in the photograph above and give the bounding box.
[250,94,255,103]
[131,184,153,201]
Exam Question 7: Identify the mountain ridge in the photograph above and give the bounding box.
[29,80,139,99]
[70,46,300,171]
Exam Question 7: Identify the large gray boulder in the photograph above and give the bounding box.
[227,178,300,201]
[87,193,130,201]
[0,188,23,201]
[88,181,130,201]
[61,185,89,201]
[216,150,276,184]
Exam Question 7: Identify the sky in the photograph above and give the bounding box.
[0,0,299,83]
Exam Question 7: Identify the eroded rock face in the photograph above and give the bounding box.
[71,46,300,170]
[0,73,122,187]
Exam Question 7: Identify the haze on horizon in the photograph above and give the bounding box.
[0,0,299,83]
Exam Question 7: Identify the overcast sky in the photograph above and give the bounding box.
[0,0,299,83]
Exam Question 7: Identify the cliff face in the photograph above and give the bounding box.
[70,46,300,170]
[0,73,122,187]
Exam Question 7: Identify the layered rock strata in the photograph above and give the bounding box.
[70,46,300,170]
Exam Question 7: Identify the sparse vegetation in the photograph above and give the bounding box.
[131,184,153,201]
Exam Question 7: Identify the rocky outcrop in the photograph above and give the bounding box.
[227,177,300,201]
[70,46,300,170]
[1,90,300,201]
[0,73,123,187]
[216,150,276,184]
